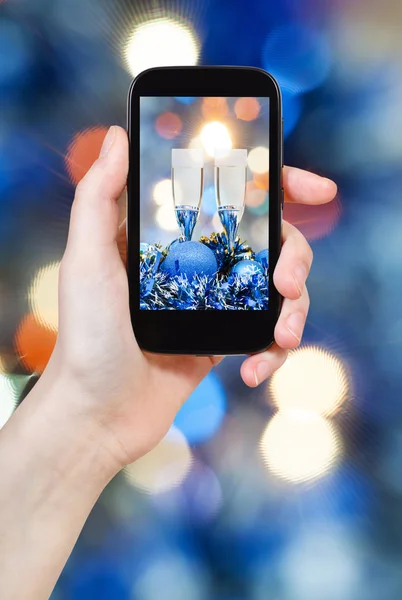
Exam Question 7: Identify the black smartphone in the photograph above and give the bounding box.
[127,66,283,355]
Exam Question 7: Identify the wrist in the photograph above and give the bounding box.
[9,365,122,492]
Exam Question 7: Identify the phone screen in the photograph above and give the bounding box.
[139,96,270,311]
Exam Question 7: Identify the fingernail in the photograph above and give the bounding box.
[99,126,116,158]
[293,264,307,296]
[321,177,337,191]
[253,361,272,386]
[286,312,304,342]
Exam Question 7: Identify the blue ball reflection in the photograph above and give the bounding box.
[174,372,226,444]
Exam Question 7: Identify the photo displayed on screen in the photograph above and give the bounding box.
[139,96,269,310]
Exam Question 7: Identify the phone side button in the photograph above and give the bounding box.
[281,187,285,210]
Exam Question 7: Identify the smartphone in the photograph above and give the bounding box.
[127,66,283,355]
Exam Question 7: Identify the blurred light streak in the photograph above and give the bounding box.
[248,146,269,174]
[234,97,260,121]
[260,411,342,483]
[28,262,60,332]
[200,122,232,157]
[156,202,178,231]
[201,97,228,120]
[155,112,182,139]
[123,18,200,77]
[283,196,342,241]
[153,179,173,206]
[124,426,192,494]
[262,24,332,94]
[174,372,226,444]
[269,346,350,417]
[15,314,57,374]
[65,127,107,184]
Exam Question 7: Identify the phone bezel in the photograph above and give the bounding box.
[127,66,282,355]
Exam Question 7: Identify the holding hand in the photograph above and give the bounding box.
[45,125,337,468]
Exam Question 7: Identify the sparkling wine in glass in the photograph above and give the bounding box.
[171,149,204,241]
[214,149,247,251]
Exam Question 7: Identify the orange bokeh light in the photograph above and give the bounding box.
[254,171,269,191]
[15,314,57,374]
[65,126,108,185]
[234,97,260,121]
[246,180,266,207]
[202,97,228,120]
[155,112,182,139]
[284,196,342,241]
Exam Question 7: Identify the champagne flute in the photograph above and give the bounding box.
[171,149,204,241]
[214,149,247,251]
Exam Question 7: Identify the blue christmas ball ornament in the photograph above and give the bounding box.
[231,259,265,280]
[161,241,217,280]
[255,249,269,269]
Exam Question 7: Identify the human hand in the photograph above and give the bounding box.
[43,126,337,471]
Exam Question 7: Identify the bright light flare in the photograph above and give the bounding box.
[156,202,179,231]
[248,146,269,174]
[269,346,349,417]
[28,262,60,332]
[155,112,182,139]
[234,97,261,121]
[124,426,192,494]
[124,18,200,77]
[153,179,173,205]
[200,122,232,158]
[261,411,342,483]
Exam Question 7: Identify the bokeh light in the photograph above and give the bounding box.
[174,372,226,444]
[260,411,342,483]
[247,146,269,174]
[246,181,267,207]
[28,262,60,331]
[234,97,261,121]
[269,346,350,417]
[124,426,192,494]
[155,112,182,139]
[156,202,179,231]
[123,18,200,77]
[284,196,342,241]
[253,171,269,191]
[262,23,332,94]
[200,122,232,157]
[153,179,173,206]
[65,127,107,185]
[15,314,57,374]
[201,97,228,120]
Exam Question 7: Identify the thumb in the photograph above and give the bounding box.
[67,126,128,253]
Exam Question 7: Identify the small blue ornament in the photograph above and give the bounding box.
[255,249,269,270]
[160,241,217,280]
[231,259,264,281]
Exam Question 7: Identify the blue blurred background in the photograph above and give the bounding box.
[1,0,402,598]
